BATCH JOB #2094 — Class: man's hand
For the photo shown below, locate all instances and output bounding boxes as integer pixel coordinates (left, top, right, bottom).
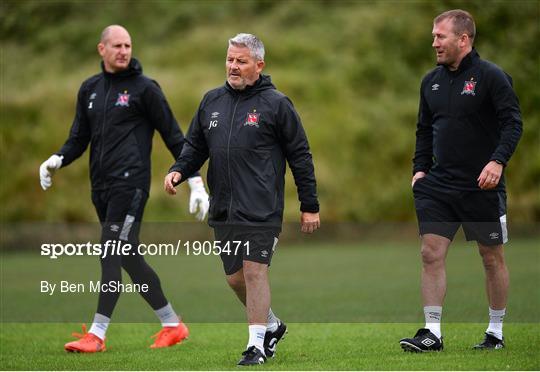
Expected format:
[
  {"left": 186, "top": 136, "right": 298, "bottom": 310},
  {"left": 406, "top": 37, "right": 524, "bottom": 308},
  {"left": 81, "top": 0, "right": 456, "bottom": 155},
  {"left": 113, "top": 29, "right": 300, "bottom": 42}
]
[
  {"left": 164, "top": 171, "right": 182, "bottom": 195},
  {"left": 301, "top": 212, "right": 320, "bottom": 234},
  {"left": 188, "top": 176, "right": 210, "bottom": 221},
  {"left": 477, "top": 160, "right": 503, "bottom": 190},
  {"left": 412, "top": 171, "right": 426, "bottom": 187},
  {"left": 39, "top": 154, "right": 63, "bottom": 190}
]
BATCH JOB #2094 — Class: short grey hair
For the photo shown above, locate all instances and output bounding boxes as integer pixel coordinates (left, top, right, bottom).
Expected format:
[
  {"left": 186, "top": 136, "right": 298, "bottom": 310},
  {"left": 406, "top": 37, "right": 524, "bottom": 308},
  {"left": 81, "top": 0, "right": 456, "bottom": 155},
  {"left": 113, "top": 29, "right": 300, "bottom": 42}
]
[{"left": 228, "top": 33, "right": 265, "bottom": 61}]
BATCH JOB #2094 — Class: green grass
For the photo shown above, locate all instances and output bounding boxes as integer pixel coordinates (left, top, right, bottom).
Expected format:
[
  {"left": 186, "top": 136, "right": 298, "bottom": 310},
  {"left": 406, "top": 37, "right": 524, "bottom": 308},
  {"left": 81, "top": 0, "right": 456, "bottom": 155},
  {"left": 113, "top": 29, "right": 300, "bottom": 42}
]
[
  {"left": 1, "top": 239, "right": 539, "bottom": 323},
  {"left": 1, "top": 239, "right": 539, "bottom": 369},
  {"left": 0, "top": 323, "right": 539, "bottom": 370}
]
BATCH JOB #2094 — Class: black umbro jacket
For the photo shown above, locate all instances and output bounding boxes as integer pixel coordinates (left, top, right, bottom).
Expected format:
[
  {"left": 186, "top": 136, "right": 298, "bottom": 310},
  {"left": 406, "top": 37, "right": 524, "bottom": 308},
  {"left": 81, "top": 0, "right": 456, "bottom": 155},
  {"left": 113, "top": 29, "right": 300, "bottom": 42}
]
[
  {"left": 413, "top": 49, "right": 522, "bottom": 191},
  {"left": 169, "top": 75, "right": 319, "bottom": 227},
  {"left": 57, "top": 58, "right": 195, "bottom": 191}
]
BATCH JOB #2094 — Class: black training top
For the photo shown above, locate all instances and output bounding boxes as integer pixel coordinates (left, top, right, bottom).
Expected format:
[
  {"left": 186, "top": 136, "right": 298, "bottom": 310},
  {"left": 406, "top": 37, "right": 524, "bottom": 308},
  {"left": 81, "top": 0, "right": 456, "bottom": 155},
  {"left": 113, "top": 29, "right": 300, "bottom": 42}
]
[
  {"left": 413, "top": 49, "right": 522, "bottom": 191},
  {"left": 170, "top": 75, "right": 319, "bottom": 227},
  {"left": 57, "top": 58, "right": 196, "bottom": 191}
]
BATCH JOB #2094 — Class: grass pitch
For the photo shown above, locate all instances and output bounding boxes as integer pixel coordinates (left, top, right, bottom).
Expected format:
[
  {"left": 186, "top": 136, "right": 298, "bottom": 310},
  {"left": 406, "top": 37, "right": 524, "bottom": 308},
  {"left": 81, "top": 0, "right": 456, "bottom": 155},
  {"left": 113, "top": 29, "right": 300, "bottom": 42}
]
[
  {"left": 1, "top": 239, "right": 539, "bottom": 369},
  {"left": 1, "top": 323, "right": 539, "bottom": 370}
]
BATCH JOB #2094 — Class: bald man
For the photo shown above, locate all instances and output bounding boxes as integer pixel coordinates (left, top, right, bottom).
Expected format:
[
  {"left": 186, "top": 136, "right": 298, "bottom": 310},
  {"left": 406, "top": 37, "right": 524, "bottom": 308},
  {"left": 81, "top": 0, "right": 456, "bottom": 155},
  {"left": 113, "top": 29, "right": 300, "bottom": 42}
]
[{"left": 39, "top": 25, "right": 209, "bottom": 352}]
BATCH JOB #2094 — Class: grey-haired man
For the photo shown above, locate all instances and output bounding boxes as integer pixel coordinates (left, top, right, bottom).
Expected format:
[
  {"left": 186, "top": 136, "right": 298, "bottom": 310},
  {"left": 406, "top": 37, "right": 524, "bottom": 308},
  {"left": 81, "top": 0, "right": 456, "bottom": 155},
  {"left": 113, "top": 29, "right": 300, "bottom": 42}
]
[{"left": 165, "top": 33, "right": 320, "bottom": 365}]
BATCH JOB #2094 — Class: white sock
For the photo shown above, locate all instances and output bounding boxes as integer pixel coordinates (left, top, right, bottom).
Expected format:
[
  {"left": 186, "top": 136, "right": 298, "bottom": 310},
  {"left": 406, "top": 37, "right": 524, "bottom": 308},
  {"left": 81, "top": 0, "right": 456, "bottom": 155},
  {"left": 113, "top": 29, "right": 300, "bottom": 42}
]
[
  {"left": 486, "top": 307, "right": 505, "bottom": 340},
  {"left": 88, "top": 313, "right": 110, "bottom": 341},
  {"left": 247, "top": 324, "right": 267, "bottom": 355},
  {"left": 154, "top": 303, "right": 180, "bottom": 327},
  {"left": 424, "top": 306, "right": 442, "bottom": 339},
  {"left": 267, "top": 308, "right": 279, "bottom": 333}
]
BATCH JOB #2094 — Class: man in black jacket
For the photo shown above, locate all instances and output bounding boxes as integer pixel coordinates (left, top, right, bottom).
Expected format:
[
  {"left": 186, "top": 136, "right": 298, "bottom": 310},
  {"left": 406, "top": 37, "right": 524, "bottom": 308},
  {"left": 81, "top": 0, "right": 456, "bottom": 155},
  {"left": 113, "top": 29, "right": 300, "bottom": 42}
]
[
  {"left": 39, "top": 25, "right": 209, "bottom": 352},
  {"left": 399, "top": 10, "right": 522, "bottom": 353},
  {"left": 164, "top": 33, "right": 320, "bottom": 365}
]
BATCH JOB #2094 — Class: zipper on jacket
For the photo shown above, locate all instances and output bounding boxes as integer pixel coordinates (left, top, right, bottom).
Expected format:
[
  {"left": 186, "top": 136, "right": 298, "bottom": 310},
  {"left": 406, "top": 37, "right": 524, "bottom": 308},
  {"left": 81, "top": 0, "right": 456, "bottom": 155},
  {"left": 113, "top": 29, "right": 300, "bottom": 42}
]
[
  {"left": 226, "top": 96, "right": 241, "bottom": 222},
  {"left": 99, "top": 81, "right": 112, "bottom": 188},
  {"left": 448, "top": 78, "right": 453, "bottom": 116}
]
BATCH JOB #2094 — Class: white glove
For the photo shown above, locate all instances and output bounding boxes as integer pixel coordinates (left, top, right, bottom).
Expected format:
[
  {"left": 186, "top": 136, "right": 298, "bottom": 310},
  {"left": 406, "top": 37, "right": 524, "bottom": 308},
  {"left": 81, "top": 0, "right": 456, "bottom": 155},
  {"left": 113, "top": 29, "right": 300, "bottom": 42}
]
[
  {"left": 188, "top": 176, "right": 209, "bottom": 221},
  {"left": 39, "top": 154, "right": 63, "bottom": 190}
]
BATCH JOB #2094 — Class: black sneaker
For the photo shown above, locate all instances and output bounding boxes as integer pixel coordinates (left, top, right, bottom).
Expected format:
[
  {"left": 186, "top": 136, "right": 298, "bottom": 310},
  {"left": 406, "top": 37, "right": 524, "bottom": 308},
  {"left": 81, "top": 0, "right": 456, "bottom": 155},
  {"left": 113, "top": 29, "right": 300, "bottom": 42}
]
[
  {"left": 473, "top": 333, "right": 505, "bottom": 350},
  {"left": 399, "top": 328, "right": 443, "bottom": 352},
  {"left": 237, "top": 346, "right": 266, "bottom": 366},
  {"left": 264, "top": 321, "right": 287, "bottom": 358}
]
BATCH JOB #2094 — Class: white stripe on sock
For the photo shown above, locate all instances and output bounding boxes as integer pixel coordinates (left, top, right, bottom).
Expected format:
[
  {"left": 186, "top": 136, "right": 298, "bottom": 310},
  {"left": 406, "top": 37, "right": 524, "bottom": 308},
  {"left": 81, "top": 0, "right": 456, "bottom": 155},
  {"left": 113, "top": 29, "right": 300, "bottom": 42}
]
[
  {"left": 247, "top": 324, "right": 267, "bottom": 355},
  {"left": 154, "top": 303, "right": 179, "bottom": 327},
  {"left": 486, "top": 307, "right": 505, "bottom": 340},
  {"left": 88, "top": 313, "right": 110, "bottom": 340},
  {"left": 424, "top": 306, "right": 442, "bottom": 339},
  {"left": 267, "top": 308, "right": 279, "bottom": 333}
]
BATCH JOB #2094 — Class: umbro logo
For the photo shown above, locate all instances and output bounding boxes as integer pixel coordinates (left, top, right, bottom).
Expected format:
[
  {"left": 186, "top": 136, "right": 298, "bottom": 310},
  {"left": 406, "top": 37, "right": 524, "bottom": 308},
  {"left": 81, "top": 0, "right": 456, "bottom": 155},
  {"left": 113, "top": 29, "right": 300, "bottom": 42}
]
[
  {"left": 110, "top": 224, "right": 120, "bottom": 232},
  {"left": 421, "top": 338, "right": 436, "bottom": 347},
  {"left": 261, "top": 250, "right": 268, "bottom": 258},
  {"left": 431, "top": 84, "right": 440, "bottom": 91},
  {"left": 489, "top": 232, "right": 500, "bottom": 239},
  {"left": 211, "top": 112, "right": 219, "bottom": 119}
]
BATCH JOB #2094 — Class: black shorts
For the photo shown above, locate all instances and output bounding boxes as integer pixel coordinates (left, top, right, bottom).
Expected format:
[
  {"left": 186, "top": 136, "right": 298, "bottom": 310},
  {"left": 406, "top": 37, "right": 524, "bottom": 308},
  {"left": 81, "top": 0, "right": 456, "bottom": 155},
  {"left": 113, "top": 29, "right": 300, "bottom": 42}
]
[
  {"left": 213, "top": 226, "right": 281, "bottom": 275},
  {"left": 91, "top": 186, "right": 148, "bottom": 245},
  {"left": 413, "top": 177, "right": 507, "bottom": 245}
]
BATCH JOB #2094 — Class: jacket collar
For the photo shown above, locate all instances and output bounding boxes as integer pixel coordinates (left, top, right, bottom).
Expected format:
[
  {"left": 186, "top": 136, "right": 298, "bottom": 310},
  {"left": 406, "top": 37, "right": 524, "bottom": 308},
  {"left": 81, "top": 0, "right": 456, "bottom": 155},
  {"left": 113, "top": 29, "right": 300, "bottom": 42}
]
[
  {"left": 225, "top": 74, "right": 275, "bottom": 96},
  {"left": 440, "top": 48, "right": 479, "bottom": 75},
  {"left": 101, "top": 58, "right": 142, "bottom": 79}
]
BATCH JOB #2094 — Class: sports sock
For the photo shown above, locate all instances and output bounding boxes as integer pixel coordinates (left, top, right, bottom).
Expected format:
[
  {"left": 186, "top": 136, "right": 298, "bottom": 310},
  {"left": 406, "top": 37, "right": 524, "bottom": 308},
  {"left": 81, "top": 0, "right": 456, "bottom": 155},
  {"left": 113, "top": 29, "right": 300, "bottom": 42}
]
[
  {"left": 486, "top": 307, "right": 505, "bottom": 340},
  {"left": 88, "top": 313, "right": 110, "bottom": 340},
  {"left": 424, "top": 305, "right": 442, "bottom": 339},
  {"left": 247, "top": 324, "right": 267, "bottom": 355},
  {"left": 267, "top": 308, "right": 279, "bottom": 332},
  {"left": 154, "top": 303, "right": 180, "bottom": 327}
]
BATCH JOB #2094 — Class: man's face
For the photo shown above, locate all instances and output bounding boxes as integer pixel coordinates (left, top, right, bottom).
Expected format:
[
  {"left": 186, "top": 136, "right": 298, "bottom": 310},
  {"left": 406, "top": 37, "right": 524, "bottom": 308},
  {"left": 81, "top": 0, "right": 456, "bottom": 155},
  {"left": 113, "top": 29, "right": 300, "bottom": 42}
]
[
  {"left": 226, "top": 45, "right": 264, "bottom": 90},
  {"left": 98, "top": 27, "right": 132, "bottom": 73},
  {"left": 432, "top": 19, "right": 462, "bottom": 68}
]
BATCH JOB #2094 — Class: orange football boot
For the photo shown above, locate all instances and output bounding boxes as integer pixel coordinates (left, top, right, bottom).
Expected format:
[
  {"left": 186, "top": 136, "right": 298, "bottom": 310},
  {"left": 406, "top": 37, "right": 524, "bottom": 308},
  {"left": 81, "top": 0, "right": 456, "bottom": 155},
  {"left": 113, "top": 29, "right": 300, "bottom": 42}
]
[
  {"left": 150, "top": 321, "right": 189, "bottom": 348},
  {"left": 64, "top": 324, "right": 106, "bottom": 353}
]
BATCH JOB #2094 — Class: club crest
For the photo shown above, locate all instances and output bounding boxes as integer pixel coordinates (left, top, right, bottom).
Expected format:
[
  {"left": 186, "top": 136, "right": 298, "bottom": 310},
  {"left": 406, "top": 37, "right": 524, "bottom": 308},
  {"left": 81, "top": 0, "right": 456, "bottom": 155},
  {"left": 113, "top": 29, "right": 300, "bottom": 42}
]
[
  {"left": 244, "top": 112, "right": 260, "bottom": 128},
  {"left": 461, "top": 79, "right": 476, "bottom": 96},
  {"left": 115, "top": 91, "right": 130, "bottom": 107}
]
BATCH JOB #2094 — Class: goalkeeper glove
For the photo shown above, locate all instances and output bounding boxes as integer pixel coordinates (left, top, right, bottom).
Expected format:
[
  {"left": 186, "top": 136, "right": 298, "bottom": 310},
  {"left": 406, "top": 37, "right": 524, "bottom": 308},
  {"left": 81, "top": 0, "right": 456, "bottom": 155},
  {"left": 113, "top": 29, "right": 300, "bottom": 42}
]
[
  {"left": 39, "top": 154, "right": 63, "bottom": 190},
  {"left": 188, "top": 176, "right": 209, "bottom": 221}
]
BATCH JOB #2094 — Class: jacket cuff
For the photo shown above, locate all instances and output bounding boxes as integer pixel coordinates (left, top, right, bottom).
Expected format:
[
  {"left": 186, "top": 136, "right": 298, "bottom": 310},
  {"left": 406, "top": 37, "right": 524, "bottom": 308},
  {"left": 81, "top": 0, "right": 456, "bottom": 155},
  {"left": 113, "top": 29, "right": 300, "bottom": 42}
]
[
  {"left": 55, "top": 153, "right": 67, "bottom": 168},
  {"left": 168, "top": 165, "right": 188, "bottom": 185},
  {"left": 489, "top": 156, "right": 507, "bottom": 167},
  {"left": 300, "top": 202, "right": 319, "bottom": 213},
  {"left": 412, "top": 166, "right": 430, "bottom": 176}
]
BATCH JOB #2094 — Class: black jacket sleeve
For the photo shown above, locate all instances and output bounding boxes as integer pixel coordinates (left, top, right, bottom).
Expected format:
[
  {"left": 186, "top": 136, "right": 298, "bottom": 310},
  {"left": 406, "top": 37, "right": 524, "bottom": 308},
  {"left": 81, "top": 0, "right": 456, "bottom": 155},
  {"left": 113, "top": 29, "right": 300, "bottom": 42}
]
[
  {"left": 168, "top": 98, "right": 209, "bottom": 183},
  {"left": 144, "top": 80, "right": 199, "bottom": 177},
  {"left": 488, "top": 69, "right": 523, "bottom": 165},
  {"left": 412, "top": 76, "right": 434, "bottom": 175},
  {"left": 277, "top": 97, "right": 319, "bottom": 213},
  {"left": 56, "top": 83, "right": 91, "bottom": 167}
]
